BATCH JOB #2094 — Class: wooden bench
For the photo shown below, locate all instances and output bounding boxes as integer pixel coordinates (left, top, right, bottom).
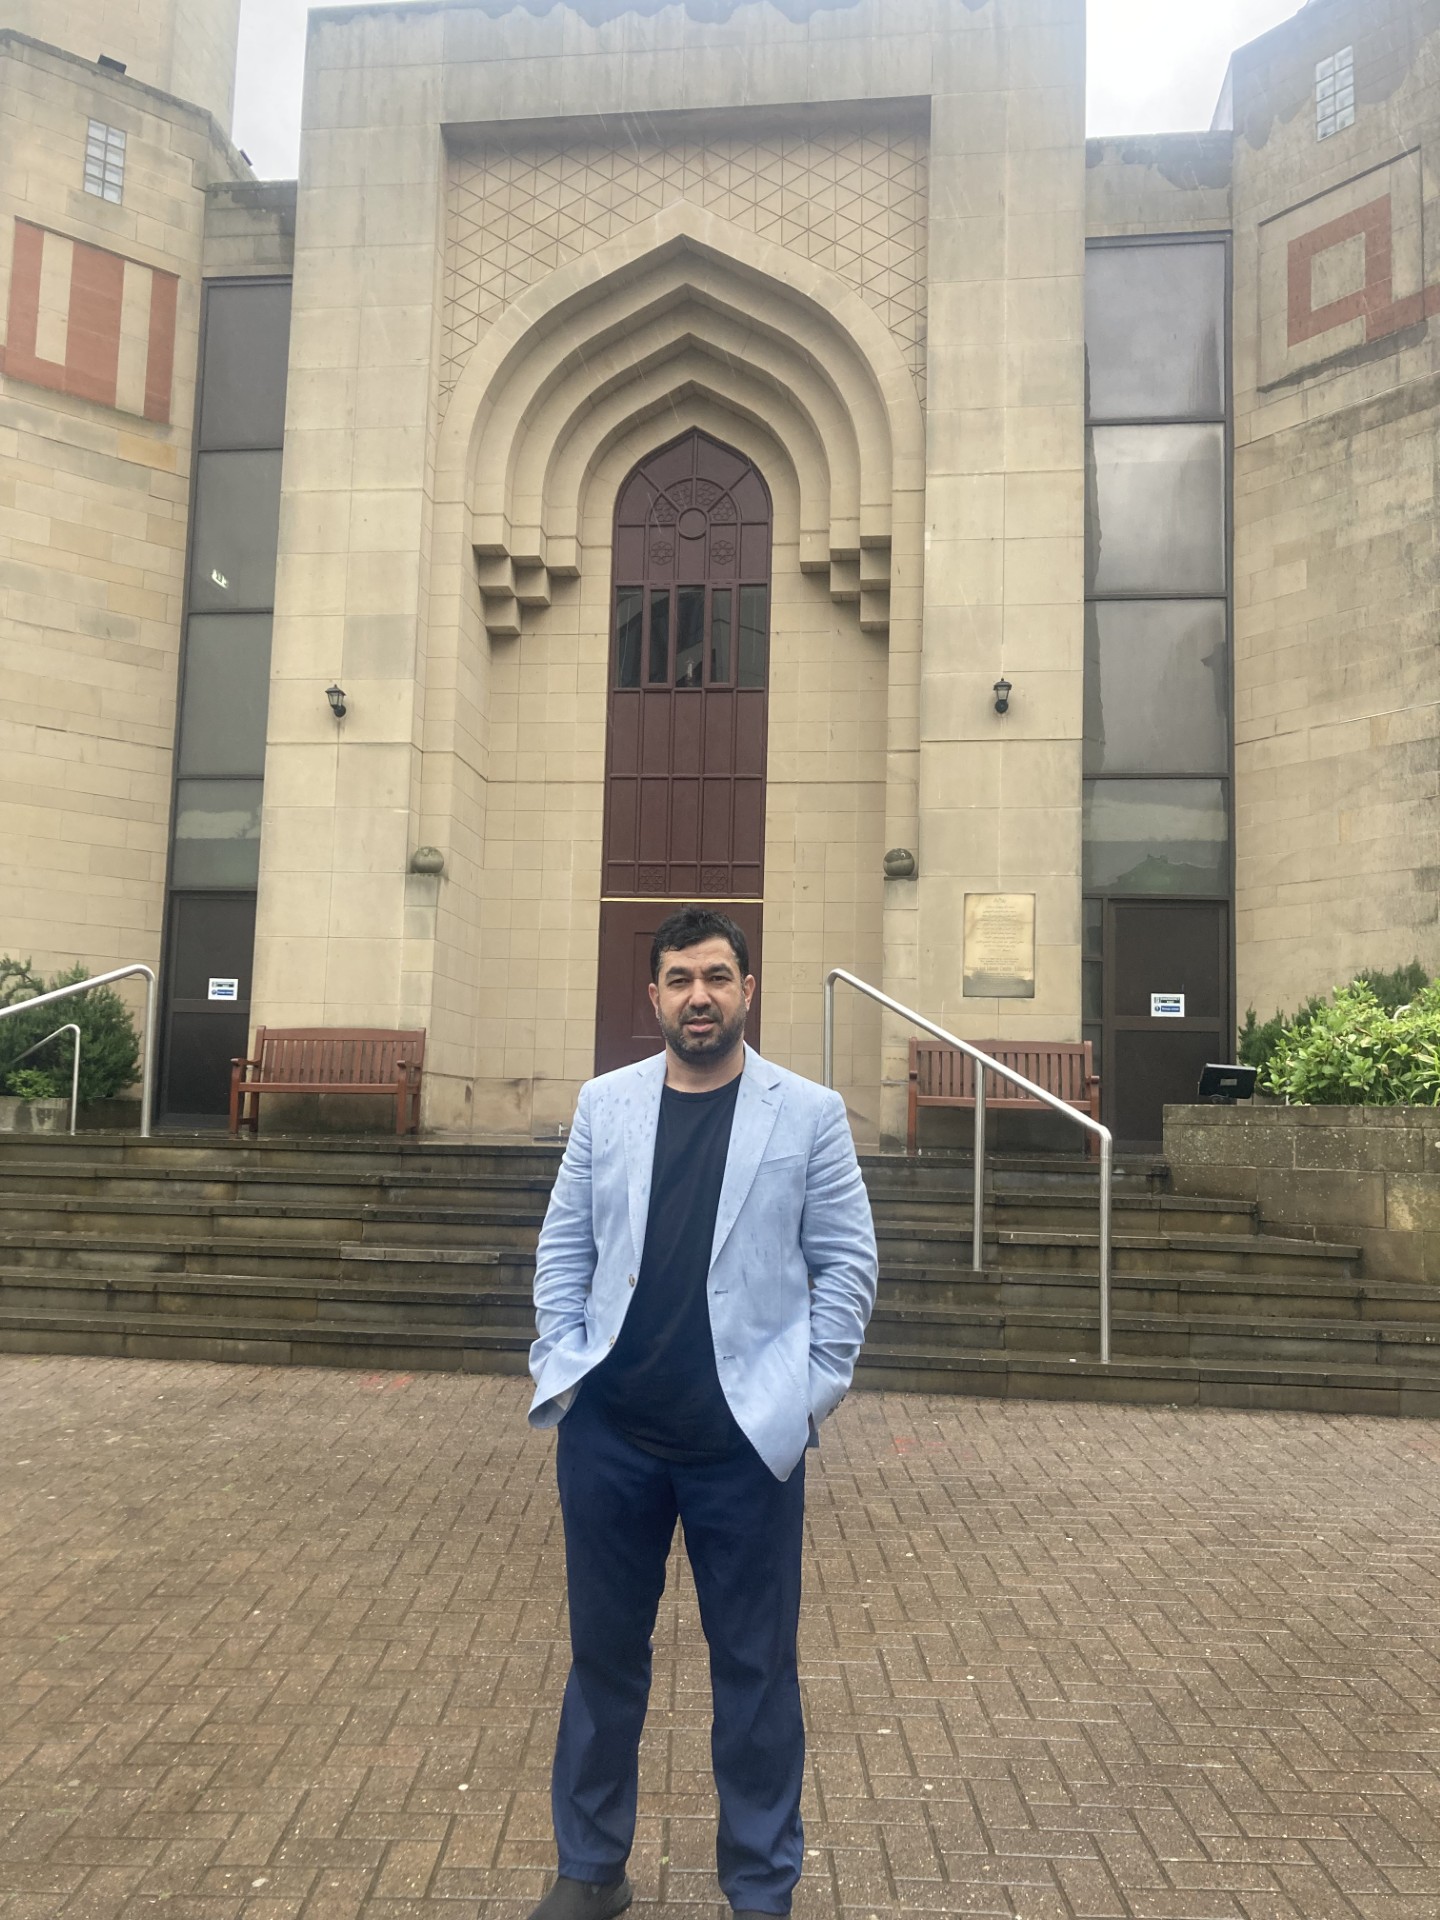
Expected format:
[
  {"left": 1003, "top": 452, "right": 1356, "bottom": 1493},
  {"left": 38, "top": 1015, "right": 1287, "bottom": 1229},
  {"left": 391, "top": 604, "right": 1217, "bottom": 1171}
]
[
  {"left": 907, "top": 1038, "right": 1101, "bottom": 1157},
  {"left": 229, "top": 1028, "right": 425, "bottom": 1136}
]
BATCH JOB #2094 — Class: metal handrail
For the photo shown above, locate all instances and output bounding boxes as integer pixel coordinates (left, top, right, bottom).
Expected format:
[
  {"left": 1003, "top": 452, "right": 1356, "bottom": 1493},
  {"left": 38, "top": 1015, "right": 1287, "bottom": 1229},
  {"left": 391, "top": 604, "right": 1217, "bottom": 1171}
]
[
  {"left": 823, "top": 967, "right": 1115, "bottom": 1364},
  {"left": 0, "top": 965, "right": 158, "bottom": 1137},
  {"left": 10, "top": 1025, "right": 81, "bottom": 1135}
]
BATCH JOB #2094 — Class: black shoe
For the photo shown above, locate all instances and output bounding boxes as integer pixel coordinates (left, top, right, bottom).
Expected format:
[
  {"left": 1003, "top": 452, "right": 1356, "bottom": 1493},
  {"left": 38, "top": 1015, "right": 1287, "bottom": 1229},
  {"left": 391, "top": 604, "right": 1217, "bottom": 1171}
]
[
  {"left": 732, "top": 1911, "right": 788, "bottom": 1919},
  {"left": 526, "top": 1874, "right": 633, "bottom": 1920}
]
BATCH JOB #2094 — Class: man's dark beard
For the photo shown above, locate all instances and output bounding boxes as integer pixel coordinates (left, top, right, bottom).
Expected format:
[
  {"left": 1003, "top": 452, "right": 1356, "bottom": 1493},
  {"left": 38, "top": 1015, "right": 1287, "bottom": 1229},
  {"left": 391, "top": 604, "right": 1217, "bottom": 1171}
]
[{"left": 658, "top": 998, "right": 748, "bottom": 1065}]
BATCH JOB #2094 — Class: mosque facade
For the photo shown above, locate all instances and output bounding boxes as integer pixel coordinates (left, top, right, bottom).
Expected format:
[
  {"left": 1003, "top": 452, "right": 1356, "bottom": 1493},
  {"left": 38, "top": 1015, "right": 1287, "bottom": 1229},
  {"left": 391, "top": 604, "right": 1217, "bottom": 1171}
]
[{"left": 1, "top": 0, "right": 1436, "bottom": 1146}]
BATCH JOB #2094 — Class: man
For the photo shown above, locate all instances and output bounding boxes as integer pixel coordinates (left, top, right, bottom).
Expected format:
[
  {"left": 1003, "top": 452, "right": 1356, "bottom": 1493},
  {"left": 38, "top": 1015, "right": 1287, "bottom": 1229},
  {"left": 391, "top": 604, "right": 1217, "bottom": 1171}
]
[{"left": 526, "top": 905, "right": 878, "bottom": 1920}]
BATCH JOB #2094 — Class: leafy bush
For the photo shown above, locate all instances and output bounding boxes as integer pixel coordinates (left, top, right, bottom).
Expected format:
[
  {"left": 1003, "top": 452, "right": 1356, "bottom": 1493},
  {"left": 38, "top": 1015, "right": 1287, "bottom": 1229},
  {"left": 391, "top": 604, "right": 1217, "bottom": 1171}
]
[
  {"left": 1240, "top": 959, "right": 1430, "bottom": 1081},
  {"left": 1354, "top": 959, "right": 1430, "bottom": 1011},
  {"left": 1262, "top": 981, "right": 1440, "bottom": 1106},
  {"left": 1238, "top": 998, "right": 1324, "bottom": 1076},
  {"left": 6, "top": 1066, "right": 66, "bottom": 1101},
  {"left": 0, "top": 958, "right": 141, "bottom": 1102}
]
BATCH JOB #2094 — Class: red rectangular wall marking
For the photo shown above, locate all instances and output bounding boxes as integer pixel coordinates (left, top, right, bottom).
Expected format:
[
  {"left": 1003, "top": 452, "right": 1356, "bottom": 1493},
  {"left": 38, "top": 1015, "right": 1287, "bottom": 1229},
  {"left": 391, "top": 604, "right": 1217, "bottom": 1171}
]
[{"left": 0, "top": 219, "right": 177, "bottom": 424}]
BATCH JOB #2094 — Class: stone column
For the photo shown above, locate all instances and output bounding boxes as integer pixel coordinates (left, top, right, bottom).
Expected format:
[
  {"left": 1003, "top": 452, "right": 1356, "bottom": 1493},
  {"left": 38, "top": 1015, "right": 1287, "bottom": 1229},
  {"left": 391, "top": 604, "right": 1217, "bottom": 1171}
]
[{"left": 916, "top": 0, "right": 1087, "bottom": 1050}]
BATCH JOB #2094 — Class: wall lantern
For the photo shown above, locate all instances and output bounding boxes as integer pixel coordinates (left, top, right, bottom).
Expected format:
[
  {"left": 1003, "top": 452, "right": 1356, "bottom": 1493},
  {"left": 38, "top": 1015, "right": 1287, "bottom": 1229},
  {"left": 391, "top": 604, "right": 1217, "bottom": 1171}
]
[
  {"left": 325, "top": 683, "right": 347, "bottom": 720},
  {"left": 992, "top": 677, "right": 1012, "bottom": 715}
]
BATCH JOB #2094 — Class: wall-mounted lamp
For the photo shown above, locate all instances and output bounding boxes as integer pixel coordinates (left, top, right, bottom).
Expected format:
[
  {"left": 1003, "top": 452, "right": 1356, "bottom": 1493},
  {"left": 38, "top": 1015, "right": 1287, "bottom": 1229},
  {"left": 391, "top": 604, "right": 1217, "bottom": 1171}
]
[
  {"left": 325, "top": 683, "right": 347, "bottom": 720},
  {"left": 993, "top": 677, "right": 1012, "bottom": 716}
]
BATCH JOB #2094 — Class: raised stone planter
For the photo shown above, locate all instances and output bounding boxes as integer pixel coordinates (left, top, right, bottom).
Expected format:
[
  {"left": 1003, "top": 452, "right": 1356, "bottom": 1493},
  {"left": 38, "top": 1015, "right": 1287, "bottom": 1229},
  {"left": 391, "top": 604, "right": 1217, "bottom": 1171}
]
[
  {"left": 0, "top": 1097, "right": 69, "bottom": 1134},
  {"left": 1164, "top": 1104, "right": 1440, "bottom": 1284}
]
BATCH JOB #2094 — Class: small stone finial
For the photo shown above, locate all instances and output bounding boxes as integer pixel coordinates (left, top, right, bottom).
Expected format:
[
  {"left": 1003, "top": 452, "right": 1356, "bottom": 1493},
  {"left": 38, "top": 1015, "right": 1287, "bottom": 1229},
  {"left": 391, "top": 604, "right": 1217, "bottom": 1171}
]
[
  {"left": 409, "top": 847, "right": 446, "bottom": 876},
  {"left": 883, "top": 848, "right": 917, "bottom": 880}
]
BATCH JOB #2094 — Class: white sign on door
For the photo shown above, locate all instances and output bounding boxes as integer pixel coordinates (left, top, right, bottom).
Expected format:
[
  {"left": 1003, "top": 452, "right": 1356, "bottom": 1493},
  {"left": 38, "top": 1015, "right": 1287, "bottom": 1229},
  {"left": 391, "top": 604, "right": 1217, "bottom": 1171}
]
[
  {"left": 1151, "top": 993, "right": 1185, "bottom": 1019},
  {"left": 207, "top": 978, "right": 239, "bottom": 1002}
]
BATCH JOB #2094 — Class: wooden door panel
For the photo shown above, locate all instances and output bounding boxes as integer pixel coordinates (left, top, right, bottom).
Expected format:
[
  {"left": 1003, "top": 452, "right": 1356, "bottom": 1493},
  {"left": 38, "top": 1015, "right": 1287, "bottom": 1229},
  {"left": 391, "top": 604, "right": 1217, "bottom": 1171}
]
[{"left": 598, "top": 430, "right": 773, "bottom": 1071}]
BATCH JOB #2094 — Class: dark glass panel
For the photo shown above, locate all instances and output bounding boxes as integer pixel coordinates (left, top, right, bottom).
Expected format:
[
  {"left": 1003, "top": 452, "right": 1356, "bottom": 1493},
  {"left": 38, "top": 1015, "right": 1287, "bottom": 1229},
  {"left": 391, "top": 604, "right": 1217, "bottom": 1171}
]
[
  {"left": 1086, "top": 242, "right": 1225, "bottom": 422},
  {"left": 198, "top": 281, "right": 292, "bottom": 450},
  {"left": 164, "top": 1010, "right": 250, "bottom": 1115},
  {"left": 1083, "top": 602, "right": 1228, "bottom": 776},
  {"left": 171, "top": 779, "right": 262, "bottom": 887},
  {"left": 1086, "top": 426, "right": 1225, "bottom": 596},
  {"left": 710, "top": 589, "right": 732, "bottom": 683},
  {"left": 1083, "top": 959, "right": 1103, "bottom": 1024},
  {"left": 675, "top": 587, "right": 704, "bottom": 688},
  {"left": 177, "top": 614, "right": 272, "bottom": 778},
  {"left": 189, "top": 450, "right": 283, "bottom": 612},
  {"left": 167, "top": 891, "right": 256, "bottom": 1001},
  {"left": 615, "top": 588, "right": 643, "bottom": 688},
  {"left": 1083, "top": 896, "right": 1103, "bottom": 960},
  {"left": 1083, "top": 779, "right": 1229, "bottom": 896},
  {"left": 647, "top": 589, "right": 670, "bottom": 684},
  {"left": 738, "top": 586, "right": 768, "bottom": 688}
]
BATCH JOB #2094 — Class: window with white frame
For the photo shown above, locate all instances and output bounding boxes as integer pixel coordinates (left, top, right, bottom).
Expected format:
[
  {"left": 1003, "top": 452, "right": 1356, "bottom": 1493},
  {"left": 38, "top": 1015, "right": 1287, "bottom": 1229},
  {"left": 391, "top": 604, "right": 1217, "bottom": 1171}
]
[
  {"left": 83, "top": 120, "right": 126, "bottom": 202},
  {"left": 1315, "top": 47, "right": 1355, "bottom": 140}
]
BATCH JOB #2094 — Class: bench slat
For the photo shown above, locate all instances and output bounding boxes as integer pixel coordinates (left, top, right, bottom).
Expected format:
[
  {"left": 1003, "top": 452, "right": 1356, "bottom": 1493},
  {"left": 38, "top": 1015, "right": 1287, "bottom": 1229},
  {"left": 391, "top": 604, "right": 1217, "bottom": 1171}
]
[
  {"left": 231, "top": 1028, "right": 426, "bottom": 1136},
  {"left": 908, "top": 1038, "right": 1100, "bottom": 1157}
]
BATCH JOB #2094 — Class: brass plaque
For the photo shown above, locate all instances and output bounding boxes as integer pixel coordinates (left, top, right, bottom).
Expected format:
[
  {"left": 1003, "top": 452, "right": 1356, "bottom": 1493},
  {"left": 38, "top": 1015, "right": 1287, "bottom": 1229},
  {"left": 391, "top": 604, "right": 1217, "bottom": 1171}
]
[{"left": 963, "top": 893, "right": 1036, "bottom": 999}]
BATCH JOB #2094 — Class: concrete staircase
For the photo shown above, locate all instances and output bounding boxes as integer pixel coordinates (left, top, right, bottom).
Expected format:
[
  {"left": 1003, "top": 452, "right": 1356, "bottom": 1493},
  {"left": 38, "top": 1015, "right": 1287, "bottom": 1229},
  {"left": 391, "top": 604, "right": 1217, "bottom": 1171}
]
[{"left": 0, "top": 1133, "right": 1436, "bottom": 1415}]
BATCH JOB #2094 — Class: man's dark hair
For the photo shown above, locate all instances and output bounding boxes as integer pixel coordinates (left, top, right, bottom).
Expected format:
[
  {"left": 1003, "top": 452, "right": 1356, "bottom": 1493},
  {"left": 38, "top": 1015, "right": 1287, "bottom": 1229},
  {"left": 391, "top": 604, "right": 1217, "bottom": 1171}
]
[{"left": 650, "top": 906, "right": 750, "bottom": 983}]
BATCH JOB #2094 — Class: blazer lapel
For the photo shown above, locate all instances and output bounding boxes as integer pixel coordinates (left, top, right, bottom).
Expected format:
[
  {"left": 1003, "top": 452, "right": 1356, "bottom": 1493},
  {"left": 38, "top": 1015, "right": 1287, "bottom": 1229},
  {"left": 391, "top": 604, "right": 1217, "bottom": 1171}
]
[
  {"left": 623, "top": 1052, "right": 667, "bottom": 1264},
  {"left": 710, "top": 1047, "right": 782, "bottom": 1269}
]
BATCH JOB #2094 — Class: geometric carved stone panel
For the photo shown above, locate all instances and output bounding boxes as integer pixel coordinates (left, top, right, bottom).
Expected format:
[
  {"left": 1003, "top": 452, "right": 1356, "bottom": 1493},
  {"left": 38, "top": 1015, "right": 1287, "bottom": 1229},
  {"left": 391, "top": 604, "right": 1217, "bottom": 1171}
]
[{"left": 444, "top": 123, "right": 928, "bottom": 408}]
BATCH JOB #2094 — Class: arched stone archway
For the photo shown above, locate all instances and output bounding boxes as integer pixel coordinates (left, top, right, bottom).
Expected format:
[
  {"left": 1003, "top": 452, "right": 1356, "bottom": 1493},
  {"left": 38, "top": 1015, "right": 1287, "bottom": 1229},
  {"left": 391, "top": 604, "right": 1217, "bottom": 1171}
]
[{"left": 415, "top": 207, "right": 924, "bottom": 1133}]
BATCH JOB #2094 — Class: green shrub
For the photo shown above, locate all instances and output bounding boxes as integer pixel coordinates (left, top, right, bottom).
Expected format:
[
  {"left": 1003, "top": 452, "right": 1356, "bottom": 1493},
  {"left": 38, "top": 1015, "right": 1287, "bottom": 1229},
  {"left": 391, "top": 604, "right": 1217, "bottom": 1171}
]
[
  {"left": 1354, "top": 959, "right": 1430, "bottom": 1012},
  {"left": 0, "top": 958, "right": 141, "bottom": 1102},
  {"left": 1262, "top": 981, "right": 1440, "bottom": 1106},
  {"left": 1240, "top": 959, "right": 1431, "bottom": 1082},
  {"left": 1238, "top": 999, "right": 1323, "bottom": 1076},
  {"left": 6, "top": 1066, "right": 66, "bottom": 1101}
]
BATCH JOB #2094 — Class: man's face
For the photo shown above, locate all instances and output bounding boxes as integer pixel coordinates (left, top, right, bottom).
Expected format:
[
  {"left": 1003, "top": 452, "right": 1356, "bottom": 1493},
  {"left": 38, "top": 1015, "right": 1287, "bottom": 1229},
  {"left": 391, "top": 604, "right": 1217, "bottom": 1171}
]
[{"left": 649, "top": 936, "right": 755, "bottom": 1067}]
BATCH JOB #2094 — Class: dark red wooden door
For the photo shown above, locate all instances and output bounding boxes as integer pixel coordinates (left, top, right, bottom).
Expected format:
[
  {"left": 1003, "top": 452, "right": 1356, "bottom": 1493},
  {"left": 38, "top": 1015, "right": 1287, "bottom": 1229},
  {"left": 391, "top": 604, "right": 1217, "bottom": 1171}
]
[{"left": 596, "top": 430, "right": 771, "bottom": 1073}]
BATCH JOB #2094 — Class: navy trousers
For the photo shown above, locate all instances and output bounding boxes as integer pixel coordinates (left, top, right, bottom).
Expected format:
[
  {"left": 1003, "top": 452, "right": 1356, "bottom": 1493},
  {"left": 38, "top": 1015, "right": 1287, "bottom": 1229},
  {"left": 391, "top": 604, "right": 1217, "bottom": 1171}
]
[{"left": 552, "top": 1387, "right": 807, "bottom": 1914}]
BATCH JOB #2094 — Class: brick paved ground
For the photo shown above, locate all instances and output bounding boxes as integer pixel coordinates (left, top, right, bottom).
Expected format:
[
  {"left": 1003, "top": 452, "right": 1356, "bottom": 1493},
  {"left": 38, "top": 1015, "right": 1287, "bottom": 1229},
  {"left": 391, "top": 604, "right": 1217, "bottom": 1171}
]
[{"left": 2, "top": 1360, "right": 1439, "bottom": 1920}]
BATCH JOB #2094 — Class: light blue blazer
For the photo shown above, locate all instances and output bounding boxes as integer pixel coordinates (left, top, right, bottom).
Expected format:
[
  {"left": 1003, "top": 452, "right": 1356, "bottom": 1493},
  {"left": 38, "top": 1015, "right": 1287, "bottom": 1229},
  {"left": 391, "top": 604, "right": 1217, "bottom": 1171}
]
[{"left": 528, "top": 1045, "right": 879, "bottom": 1481}]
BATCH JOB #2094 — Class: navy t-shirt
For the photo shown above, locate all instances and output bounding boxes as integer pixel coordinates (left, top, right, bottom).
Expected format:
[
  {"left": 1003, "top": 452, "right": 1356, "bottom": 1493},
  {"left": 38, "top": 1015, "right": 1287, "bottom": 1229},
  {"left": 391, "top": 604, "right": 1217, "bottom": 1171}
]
[{"left": 586, "top": 1074, "right": 745, "bottom": 1463}]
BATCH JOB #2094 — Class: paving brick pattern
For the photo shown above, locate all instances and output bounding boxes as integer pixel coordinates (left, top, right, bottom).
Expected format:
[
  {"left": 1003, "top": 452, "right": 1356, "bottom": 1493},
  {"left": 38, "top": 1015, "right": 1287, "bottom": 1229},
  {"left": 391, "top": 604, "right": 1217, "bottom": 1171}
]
[{"left": 2, "top": 1358, "right": 1439, "bottom": 1920}]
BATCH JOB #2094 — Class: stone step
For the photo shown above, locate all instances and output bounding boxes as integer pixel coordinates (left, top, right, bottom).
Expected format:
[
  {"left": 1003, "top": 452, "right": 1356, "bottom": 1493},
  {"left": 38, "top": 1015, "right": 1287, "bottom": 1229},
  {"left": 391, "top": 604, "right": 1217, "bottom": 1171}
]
[
  {"left": 0, "top": 1164, "right": 561, "bottom": 1207},
  {"left": 865, "top": 1301, "right": 1440, "bottom": 1368},
  {"left": 867, "top": 1190, "right": 1259, "bottom": 1235},
  {"left": 0, "top": 1233, "right": 531, "bottom": 1282},
  {"left": 0, "top": 1305, "right": 1434, "bottom": 1419},
  {"left": 0, "top": 1133, "right": 567, "bottom": 1178},
  {"left": 3, "top": 1265, "right": 1433, "bottom": 1371},
  {"left": 0, "top": 1193, "right": 548, "bottom": 1245},
  {"left": 0, "top": 1152, "right": 1221, "bottom": 1228},
  {"left": 0, "top": 1306, "right": 534, "bottom": 1374},
  {"left": 0, "top": 1268, "right": 538, "bottom": 1330},
  {"left": 998, "top": 1226, "right": 1361, "bottom": 1277},
  {"left": 876, "top": 1261, "right": 1440, "bottom": 1323},
  {"left": 852, "top": 1344, "right": 1440, "bottom": 1418}
]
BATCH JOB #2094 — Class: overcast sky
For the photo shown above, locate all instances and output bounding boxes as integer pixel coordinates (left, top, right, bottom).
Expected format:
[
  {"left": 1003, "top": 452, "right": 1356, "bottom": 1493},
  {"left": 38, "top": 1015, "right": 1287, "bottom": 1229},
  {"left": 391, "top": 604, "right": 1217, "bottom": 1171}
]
[{"left": 233, "top": 0, "right": 1305, "bottom": 178}]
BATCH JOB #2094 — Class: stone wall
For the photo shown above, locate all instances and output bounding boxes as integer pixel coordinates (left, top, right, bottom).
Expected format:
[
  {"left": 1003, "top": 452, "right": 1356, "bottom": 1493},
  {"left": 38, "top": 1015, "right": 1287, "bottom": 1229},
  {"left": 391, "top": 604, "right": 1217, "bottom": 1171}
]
[
  {"left": 0, "top": 35, "right": 246, "bottom": 1018},
  {"left": 1165, "top": 1102, "right": 1440, "bottom": 1283},
  {"left": 1229, "top": 0, "right": 1440, "bottom": 1025}
]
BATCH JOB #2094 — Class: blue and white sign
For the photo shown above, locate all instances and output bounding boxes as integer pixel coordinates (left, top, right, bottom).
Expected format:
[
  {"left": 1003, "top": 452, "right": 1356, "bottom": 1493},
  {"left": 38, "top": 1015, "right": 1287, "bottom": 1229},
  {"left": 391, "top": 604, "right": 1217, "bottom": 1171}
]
[
  {"left": 207, "top": 978, "right": 239, "bottom": 1002},
  {"left": 1151, "top": 993, "right": 1186, "bottom": 1019}
]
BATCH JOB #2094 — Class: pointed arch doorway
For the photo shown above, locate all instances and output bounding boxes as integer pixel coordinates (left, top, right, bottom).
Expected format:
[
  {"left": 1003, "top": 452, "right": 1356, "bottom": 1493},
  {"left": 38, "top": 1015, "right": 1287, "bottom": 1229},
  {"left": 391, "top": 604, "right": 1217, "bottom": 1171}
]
[{"left": 595, "top": 429, "right": 771, "bottom": 1073}]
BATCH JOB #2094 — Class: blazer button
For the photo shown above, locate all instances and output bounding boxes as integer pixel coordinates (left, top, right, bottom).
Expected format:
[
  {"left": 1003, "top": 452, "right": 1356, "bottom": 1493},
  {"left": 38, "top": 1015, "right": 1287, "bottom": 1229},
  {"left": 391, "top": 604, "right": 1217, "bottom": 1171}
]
[
  {"left": 628, "top": 1274, "right": 636, "bottom": 1287},
  {"left": 608, "top": 1335, "right": 616, "bottom": 1347}
]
